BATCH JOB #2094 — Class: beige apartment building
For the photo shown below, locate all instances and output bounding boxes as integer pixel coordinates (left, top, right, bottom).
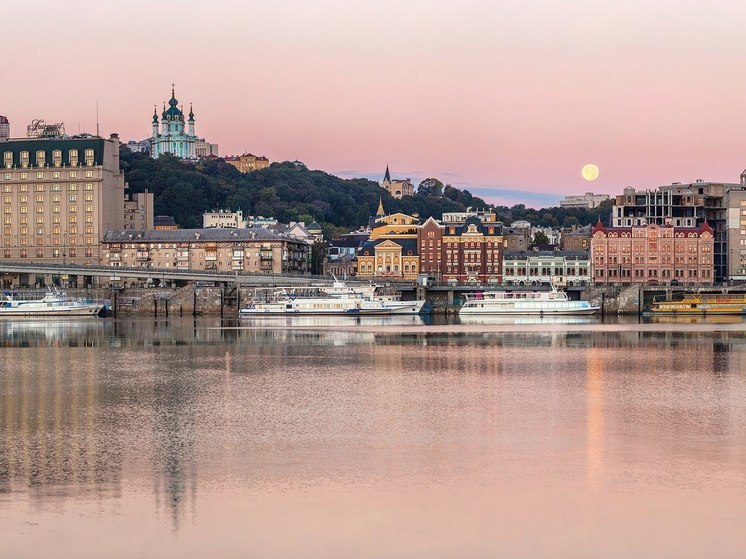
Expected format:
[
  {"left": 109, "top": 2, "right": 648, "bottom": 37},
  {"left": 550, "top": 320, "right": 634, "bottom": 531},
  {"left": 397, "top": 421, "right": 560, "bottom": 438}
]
[
  {"left": 1, "top": 135, "right": 125, "bottom": 270},
  {"left": 101, "top": 228, "right": 310, "bottom": 275},
  {"left": 726, "top": 186, "right": 746, "bottom": 282},
  {"left": 123, "top": 191, "right": 154, "bottom": 230}
]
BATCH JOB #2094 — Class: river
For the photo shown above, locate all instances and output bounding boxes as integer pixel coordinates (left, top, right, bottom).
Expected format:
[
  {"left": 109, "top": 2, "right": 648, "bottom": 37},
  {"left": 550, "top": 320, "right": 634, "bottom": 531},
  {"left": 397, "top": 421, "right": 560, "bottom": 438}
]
[{"left": 1, "top": 316, "right": 745, "bottom": 558}]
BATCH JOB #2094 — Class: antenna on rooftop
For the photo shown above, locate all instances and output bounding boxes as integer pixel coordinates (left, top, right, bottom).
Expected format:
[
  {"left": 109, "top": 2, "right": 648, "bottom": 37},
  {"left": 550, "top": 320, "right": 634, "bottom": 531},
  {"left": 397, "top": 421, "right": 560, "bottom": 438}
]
[{"left": 96, "top": 100, "right": 100, "bottom": 137}]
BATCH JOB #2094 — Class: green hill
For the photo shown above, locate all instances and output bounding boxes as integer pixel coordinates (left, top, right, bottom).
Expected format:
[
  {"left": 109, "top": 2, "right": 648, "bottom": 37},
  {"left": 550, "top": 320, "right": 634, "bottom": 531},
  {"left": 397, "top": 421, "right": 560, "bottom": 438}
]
[{"left": 119, "top": 148, "right": 610, "bottom": 233}]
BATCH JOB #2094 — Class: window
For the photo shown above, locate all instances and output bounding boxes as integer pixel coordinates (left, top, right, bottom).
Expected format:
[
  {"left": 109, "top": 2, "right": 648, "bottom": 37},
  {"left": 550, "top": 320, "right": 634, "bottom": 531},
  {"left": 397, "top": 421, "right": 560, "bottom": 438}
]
[
  {"left": 69, "top": 171, "right": 77, "bottom": 178},
  {"left": 69, "top": 183, "right": 78, "bottom": 191},
  {"left": 51, "top": 184, "right": 60, "bottom": 192},
  {"left": 84, "top": 193, "right": 93, "bottom": 202},
  {"left": 85, "top": 204, "right": 93, "bottom": 213},
  {"left": 36, "top": 195, "right": 44, "bottom": 203}
]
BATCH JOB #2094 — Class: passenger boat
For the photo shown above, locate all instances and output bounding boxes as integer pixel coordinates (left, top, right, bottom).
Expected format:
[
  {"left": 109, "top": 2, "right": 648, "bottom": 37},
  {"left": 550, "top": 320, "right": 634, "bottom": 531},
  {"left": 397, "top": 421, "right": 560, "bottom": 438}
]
[
  {"left": 0, "top": 289, "right": 104, "bottom": 318},
  {"left": 318, "top": 278, "right": 426, "bottom": 315},
  {"left": 645, "top": 293, "right": 746, "bottom": 316},
  {"left": 239, "top": 289, "right": 393, "bottom": 316},
  {"left": 459, "top": 286, "right": 599, "bottom": 316}
]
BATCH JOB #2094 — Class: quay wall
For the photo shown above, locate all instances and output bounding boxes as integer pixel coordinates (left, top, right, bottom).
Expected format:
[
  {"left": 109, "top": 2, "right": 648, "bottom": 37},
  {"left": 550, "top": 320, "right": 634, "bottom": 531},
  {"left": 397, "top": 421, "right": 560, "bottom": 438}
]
[{"left": 52, "top": 283, "right": 742, "bottom": 317}]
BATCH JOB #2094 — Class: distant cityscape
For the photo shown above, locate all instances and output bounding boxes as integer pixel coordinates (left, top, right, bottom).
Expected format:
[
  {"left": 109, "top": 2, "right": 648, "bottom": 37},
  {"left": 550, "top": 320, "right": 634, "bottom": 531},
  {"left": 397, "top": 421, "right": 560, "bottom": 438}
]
[{"left": 1, "top": 84, "right": 746, "bottom": 289}]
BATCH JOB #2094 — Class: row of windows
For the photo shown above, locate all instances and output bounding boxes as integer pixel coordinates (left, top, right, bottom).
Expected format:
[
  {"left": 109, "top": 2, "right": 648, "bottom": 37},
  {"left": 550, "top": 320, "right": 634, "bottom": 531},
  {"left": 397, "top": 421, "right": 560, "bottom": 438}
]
[
  {"left": 2, "top": 225, "right": 93, "bottom": 235},
  {"left": 0, "top": 237, "right": 95, "bottom": 246},
  {"left": 3, "top": 170, "right": 95, "bottom": 180},
  {"left": 3, "top": 149, "right": 95, "bottom": 169},
  {"left": 2, "top": 248, "right": 93, "bottom": 258},
  {"left": 3, "top": 205, "right": 94, "bottom": 214},
  {"left": 3, "top": 194, "right": 94, "bottom": 203},
  {"left": 2, "top": 182, "right": 95, "bottom": 192}
]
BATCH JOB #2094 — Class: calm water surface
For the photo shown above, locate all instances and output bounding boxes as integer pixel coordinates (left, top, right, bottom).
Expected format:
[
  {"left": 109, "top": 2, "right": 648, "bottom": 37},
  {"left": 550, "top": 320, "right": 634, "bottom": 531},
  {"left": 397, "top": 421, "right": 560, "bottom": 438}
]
[{"left": 1, "top": 316, "right": 745, "bottom": 558}]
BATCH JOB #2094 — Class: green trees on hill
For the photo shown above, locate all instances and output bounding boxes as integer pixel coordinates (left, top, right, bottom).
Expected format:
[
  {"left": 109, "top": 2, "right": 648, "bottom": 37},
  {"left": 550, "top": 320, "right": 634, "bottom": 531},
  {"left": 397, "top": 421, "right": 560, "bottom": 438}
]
[{"left": 119, "top": 148, "right": 611, "bottom": 232}]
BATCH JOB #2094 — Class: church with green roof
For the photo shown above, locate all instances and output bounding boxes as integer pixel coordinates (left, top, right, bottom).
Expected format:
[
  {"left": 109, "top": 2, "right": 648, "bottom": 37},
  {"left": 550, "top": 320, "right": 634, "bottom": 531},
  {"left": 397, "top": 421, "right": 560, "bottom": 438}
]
[{"left": 150, "top": 84, "right": 198, "bottom": 159}]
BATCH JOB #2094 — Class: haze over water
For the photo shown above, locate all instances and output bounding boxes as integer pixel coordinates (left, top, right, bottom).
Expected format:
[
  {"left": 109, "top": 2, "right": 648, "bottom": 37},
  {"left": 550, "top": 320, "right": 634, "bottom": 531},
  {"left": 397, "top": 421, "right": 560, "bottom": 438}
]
[{"left": 1, "top": 317, "right": 745, "bottom": 558}]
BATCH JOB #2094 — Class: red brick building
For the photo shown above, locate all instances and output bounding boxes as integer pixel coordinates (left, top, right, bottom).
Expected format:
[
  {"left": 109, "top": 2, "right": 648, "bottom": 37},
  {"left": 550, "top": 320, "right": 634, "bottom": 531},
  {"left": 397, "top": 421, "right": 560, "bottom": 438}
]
[
  {"left": 591, "top": 220, "right": 714, "bottom": 286},
  {"left": 416, "top": 216, "right": 503, "bottom": 284}
]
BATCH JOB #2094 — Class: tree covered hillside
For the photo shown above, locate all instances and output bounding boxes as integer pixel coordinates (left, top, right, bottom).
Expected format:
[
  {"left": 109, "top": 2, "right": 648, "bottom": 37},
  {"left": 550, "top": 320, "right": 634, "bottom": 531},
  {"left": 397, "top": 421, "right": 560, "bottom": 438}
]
[{"left": 120, "top": 148, "right": 611, "bottom": 233}]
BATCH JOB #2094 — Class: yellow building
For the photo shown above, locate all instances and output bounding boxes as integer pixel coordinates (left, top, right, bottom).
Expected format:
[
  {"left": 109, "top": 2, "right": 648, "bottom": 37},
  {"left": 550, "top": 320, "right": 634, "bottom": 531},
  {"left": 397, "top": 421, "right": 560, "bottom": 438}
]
[
  {"left": 356, "top": 205, "right": 420, "bottom": 279},
  {"left": 225, "top": 153, "right": 270, "bottom": 173}
]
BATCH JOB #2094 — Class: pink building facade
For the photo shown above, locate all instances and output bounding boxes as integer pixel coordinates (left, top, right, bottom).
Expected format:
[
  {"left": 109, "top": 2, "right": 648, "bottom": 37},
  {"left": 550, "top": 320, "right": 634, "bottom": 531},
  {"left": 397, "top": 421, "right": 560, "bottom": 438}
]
[{"left": 591, "top": 221, "right": 714, "bottom": 286}]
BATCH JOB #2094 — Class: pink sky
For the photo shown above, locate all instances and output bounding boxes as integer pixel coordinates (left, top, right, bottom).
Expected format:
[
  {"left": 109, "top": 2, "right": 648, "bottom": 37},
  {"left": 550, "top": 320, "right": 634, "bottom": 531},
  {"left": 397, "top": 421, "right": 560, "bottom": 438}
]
[{"left": 3, "top": 0, "right": 746, "bottom": 206}]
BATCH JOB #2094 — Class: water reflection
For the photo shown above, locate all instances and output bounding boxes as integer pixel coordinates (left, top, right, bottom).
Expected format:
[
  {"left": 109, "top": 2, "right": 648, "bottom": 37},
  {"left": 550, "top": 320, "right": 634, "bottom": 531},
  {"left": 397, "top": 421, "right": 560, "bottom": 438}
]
[{"left": 1, "top": 318, "right": 746, "bottom": 557}]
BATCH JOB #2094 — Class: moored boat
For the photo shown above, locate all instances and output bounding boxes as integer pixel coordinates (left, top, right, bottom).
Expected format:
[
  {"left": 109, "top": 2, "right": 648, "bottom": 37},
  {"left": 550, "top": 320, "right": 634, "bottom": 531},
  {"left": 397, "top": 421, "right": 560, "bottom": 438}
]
[
  {"left": 239, "top": 289, "right": 393, "bottom": 316},
  {"left": 0, "top": 289, "right": 104, "bottom": 318},
  {"left": 318, "top": 278, "right": 426, "bottom": 315},
  {"left": 459, "top": 286, "right": 599, "bottom": 316},
  {"left": 645, "top": 293, "right": 746, "bottom": 316}
]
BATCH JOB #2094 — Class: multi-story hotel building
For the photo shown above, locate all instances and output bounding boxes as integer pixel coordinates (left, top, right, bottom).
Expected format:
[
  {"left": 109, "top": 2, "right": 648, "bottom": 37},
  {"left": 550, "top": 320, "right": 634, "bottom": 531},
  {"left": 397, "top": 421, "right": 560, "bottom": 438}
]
[
  {"left": 102, "top": 228, "right": 310, "bottom": 275},
  {"left": 591, "top": 220, "right": 714, "bottom": 286},
  {"left": 503, "top": 251, "right": 591, "bottom": 287},
  {"left": 1, "top": 135, "right": 126, "bottom": 273}
]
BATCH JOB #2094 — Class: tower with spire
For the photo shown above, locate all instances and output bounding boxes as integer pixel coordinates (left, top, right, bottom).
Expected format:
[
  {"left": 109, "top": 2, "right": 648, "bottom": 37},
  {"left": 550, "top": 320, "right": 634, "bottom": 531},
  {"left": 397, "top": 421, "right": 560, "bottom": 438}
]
[
  {"left": 380, "top": 164, "right": 413, "bottom": 199},
  {"left": 150, "top": 84, "right": 198, "bottom": 159}
]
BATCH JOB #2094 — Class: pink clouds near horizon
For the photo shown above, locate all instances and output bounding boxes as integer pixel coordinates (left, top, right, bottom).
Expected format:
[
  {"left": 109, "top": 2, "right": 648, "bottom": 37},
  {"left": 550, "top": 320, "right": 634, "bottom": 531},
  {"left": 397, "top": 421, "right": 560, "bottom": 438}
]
[{"left": 2, "top": 0, "right": 746, "bottom": 206}]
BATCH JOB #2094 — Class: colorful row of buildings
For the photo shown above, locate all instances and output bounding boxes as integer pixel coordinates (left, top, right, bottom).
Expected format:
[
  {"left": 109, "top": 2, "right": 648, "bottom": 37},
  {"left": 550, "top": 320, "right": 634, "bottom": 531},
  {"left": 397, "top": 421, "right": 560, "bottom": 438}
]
[{"left": 325, "top": 201, "right": 717, "bottom": 287}]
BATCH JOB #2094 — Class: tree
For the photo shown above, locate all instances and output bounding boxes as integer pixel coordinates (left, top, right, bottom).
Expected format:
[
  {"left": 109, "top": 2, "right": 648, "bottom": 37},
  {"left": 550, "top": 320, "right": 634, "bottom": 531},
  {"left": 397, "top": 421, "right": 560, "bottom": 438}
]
[
  {"left": 532, "top": 231, "right": 550, "bottom": 246},
  {"left": 417, "top": 178, "right": 444, "bottom": 197}
]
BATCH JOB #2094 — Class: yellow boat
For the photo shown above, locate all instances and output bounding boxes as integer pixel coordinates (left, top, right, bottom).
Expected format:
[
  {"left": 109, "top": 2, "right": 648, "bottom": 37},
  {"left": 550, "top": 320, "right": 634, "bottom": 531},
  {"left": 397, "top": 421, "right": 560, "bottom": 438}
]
[{"left": 645, "top": 293, "right": 746, "bottom": 315}]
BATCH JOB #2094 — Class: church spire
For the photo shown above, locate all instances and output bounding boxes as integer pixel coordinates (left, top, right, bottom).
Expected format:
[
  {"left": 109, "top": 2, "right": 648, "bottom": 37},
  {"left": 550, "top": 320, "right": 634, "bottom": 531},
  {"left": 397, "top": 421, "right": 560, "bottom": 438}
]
[
  {"left": 376, "top": 195, "right": 385, "bottom": 217},
  {"left": 384, "top": 164, "right": 391, "bottom": 182}
]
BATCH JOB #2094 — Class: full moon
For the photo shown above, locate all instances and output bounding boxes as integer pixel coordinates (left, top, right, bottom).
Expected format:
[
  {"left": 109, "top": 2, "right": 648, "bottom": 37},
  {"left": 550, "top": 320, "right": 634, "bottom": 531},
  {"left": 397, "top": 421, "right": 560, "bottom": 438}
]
[{"left": 581, "top": 163, "right": 599, "bottom": 181}]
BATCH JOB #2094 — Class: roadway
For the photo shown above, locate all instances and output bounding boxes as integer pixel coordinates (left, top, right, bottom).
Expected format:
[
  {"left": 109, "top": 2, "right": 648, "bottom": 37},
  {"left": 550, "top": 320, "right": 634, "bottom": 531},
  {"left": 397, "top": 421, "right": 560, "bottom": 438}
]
[{"left": 0, "top": 262, "right": 349, "bottom": 287}]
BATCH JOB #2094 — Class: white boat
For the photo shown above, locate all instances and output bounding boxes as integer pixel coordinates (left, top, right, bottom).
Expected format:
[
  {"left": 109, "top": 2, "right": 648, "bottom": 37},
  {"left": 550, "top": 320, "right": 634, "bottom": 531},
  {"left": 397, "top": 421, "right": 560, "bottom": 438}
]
[
  {"left": 0, "top": 289, "right": 104, "bottom": 318},
  {"left": 320, "top": 278, "right": 426, "bottom": 315},
  {"left": 459, "top": 287, "right": 599, "bottom": 316},
  {"left": 239, "top": 289, "right": 393, "bottom": 316}
]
